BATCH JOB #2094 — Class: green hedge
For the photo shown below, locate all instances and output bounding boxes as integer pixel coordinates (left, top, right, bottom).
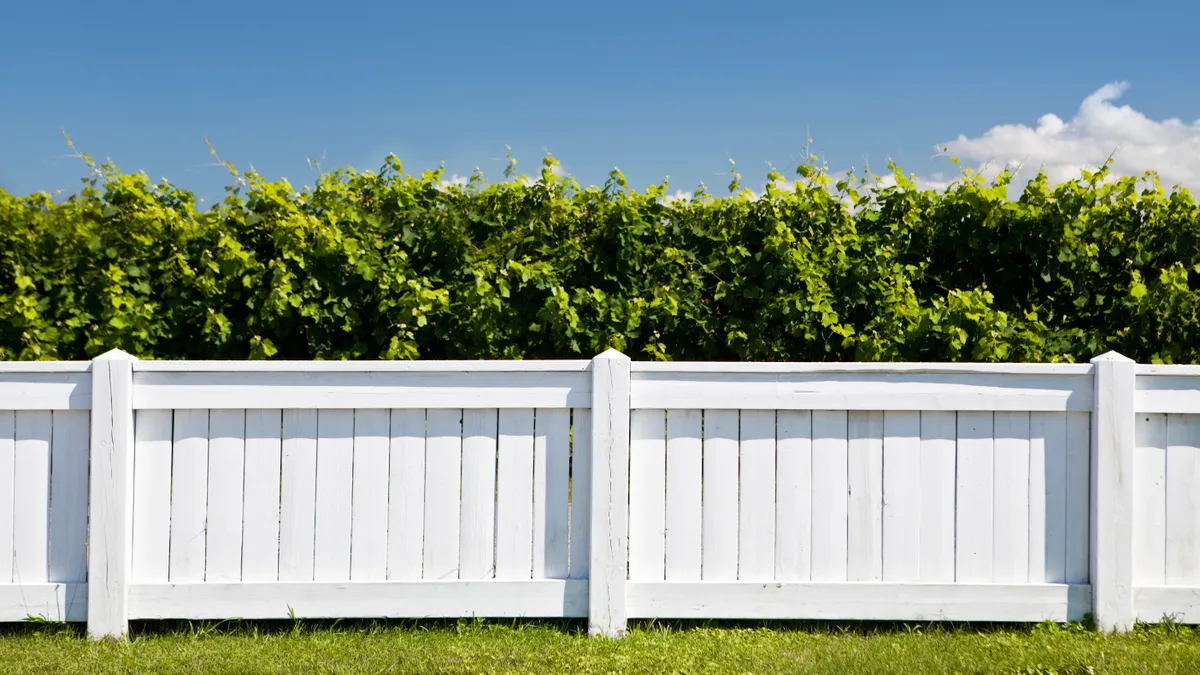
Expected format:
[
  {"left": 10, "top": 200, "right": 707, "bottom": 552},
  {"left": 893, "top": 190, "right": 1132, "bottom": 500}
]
[{"left": 1, "top": 150, "right": 1197, "bottom": 363}]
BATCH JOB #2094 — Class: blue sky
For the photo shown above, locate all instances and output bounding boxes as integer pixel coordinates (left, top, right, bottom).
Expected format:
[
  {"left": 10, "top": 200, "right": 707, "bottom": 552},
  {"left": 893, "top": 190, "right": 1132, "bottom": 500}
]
[{"left": 3, "top": 0, "right": 1199, "bottom": 202}]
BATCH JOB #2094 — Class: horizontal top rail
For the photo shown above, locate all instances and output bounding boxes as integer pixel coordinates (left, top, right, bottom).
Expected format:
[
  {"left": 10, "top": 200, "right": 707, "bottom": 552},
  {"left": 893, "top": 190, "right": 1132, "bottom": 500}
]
[
  {"left": 630, "top": 369, "right": 1095, "bottom": 411},
  {"left": 0, "top": 362, "right": 92, "bottom": 373},
  {"left": 632, "top": 362, "right": 1095, "bottom": 375},
  {"left": 132, "top": 369, "right": 593, "bottom": 410},
  {"left": 133, "top": 360, "right": 593, "bottom": 372},
  {"left": 1134, "top": 367, "right": 1200, "bottom": 413}
]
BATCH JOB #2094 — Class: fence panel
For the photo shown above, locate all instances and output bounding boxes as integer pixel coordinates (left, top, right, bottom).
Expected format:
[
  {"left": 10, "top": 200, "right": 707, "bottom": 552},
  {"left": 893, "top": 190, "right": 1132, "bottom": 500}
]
[
  {"left": 121, "top": 360, "right": 594, "bottom": 624},
  {"left": 1133, "top": 365, "right": 1200, "bottom": 622},
  {"left": 0, "top": 365, "right": 91, "bottom": 622},
  {"left": 624, "top": 363, "right": 1095, "bottom": 622}
]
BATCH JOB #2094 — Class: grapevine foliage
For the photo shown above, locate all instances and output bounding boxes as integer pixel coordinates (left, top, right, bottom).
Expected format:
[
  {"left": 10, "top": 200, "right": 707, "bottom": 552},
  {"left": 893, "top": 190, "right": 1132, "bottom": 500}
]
[{"left": 0, "top": 147, "right": 1197, "bottom": 363}]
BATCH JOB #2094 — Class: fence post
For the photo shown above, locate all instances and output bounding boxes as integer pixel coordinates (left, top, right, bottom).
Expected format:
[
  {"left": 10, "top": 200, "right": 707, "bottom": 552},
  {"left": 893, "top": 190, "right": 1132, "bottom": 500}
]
[
  {"left": 1089, "top": 351, "right": 1135, "bottom": 632},
  {"left": 588, "top": 348, "right": 631, "bottom": 637},
  {"left": 87, "top": 349, "right": 138, "bottom": 639}
]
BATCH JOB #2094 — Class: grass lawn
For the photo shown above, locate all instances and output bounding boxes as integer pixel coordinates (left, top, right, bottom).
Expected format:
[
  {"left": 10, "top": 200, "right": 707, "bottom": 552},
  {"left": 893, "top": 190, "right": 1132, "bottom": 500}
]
[{"left": 2, "top": 618, "right": 1197, "bottom": 674}]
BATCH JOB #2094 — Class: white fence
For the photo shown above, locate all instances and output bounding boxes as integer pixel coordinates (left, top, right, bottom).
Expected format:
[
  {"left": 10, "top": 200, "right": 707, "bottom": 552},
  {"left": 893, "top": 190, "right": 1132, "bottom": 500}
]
[{"left": 0, "top": 349, "right": 1197, "bottom": 638}]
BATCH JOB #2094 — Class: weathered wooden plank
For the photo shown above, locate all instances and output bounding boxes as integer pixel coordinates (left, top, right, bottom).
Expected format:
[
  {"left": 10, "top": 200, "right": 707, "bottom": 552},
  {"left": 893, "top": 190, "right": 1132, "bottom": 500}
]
[
  {"left": 350, "top": 409, "right": 390, "bottom": 581},
  {"left": 701, "top": 410, "right": 739, "bottom": 581},
  {"left": 775, "top": 410, "right": 811, "bottom": 582},
  {"left": 666, "top": 409, "right": 703, "bottom": 581},
  {"left": 242, "top": 409, "right": 283, "bottom": 582},
  {"left": 629, "top": 409, "right": 667, "bottom": 581},
  {"left": 811, "top": 410, "right": 848, "bottom": 582},
  {"left": 882, "top": 411, "right": 920, "bottom": 582},
  {"left": 205, "top": 410, "right": 246, "bottom": 582}
]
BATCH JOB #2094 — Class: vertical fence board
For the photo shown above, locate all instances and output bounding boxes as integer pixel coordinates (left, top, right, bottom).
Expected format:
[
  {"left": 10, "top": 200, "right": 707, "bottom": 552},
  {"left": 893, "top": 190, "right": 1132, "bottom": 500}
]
[
  {"left": 496, "top": 409, "right": 534, "bottom": 580},
  {"left": 1132, "top": 413, "right": 1167, "bottom": 586},
  {"left": 702, "top": 410, "right": 739, "bottom": 581},
  {"left": 0, "top": 412, "right": 12, "bottom": 583},
  {"left": 629, "top": 409, "right": 667, "bottom": 581},
  {"left": 460, "top": 409, "right": 498, "bottom": 580},
  {"left": 350, "top": 409, "right": 390, "bottom": 581},
  {"left": 666, "top": 409, "right": 703, "bottom": 581},
  {"left": 738, "top": 410, "right": 776, "bottom": 581},
  {"left": 956, "top": 411, "right": 994, "bottom": 583},
  {"left": 1030, "top": 412, "right": 1068, "bottom": 583},
  {"left": 537, "top": 408, "right": 570, "bottom": 579},
  {"left": 131, "top": 410, "right": 173, "bottom": 582},
  {"left": 812, "top": 410, "right": 849, "bottom": 582},
  {"left": 424, "top": 409, "right": 463, "bottom": 580},
  {"left": 49, "top": 411, "right": 89, "bottom": 585},
  {"left": 775, "top": 410, "right": 812, "bottom": 582},
  {"left": 314, "top": 409, "right": 354, "bottom": 581},
  {"left": 1065, "top": 411, "right": 1091, "bottom": 584},
  {"left": 882, "top": 411, "right": 921, "bottom": 582},
  {"left": 386, "top": 409, "right": 426, "bottom": 580},
  {"left": 169, "top": 409, "right": 209, "bottom": 582},
  {"left": 205, "top": 410, "right": 246, "bottom": 582},
  {"left": 919, "top": 411, "right": 956, "bottom": 582},
  {"left": 13, "top": 411, "right": 51, "bottom": 584},
  {"left": 278, "top": 409, "right": 318, "bottom": 581},
  {"left": 1166, "top": 414, "right": 1200, "bottom": 585},
  {"left": 242, "top": 409, "right": 283, "bottom": 582},
  {"left": 569, "top": 409, "right": 592, "bottom": 579},
  {"left": 993, "top": 411, "right": 1031, "bottom": 583},
  {"left": 847, "top": 411, "right": 883, "bottom": 582}
]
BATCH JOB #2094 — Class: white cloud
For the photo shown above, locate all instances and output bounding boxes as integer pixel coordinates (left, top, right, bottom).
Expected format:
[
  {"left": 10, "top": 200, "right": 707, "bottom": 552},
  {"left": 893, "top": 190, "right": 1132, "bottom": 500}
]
[
  {"left": 435, "top": 173, "right": 470, "bottom": 191},
  {"left": 663, "top": 189, "right": 693, "bottom": 203},
  {"left": 933, "top": 82, "right": 1200, "bottom": 192}
]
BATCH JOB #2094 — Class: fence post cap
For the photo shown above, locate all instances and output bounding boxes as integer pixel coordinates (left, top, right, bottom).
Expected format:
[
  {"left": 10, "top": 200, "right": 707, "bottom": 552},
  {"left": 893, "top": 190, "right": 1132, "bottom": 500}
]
[
  {"left": 1090, "top": 351, "right": 1133, "bottom": 364},
  {"left": 93, "top": 348, "right": 138, "bottom": 361},
  {"left": 593, "top": 348, "right": 630, "bottom": 361}
]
